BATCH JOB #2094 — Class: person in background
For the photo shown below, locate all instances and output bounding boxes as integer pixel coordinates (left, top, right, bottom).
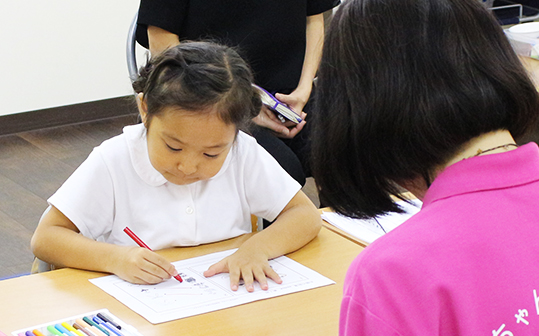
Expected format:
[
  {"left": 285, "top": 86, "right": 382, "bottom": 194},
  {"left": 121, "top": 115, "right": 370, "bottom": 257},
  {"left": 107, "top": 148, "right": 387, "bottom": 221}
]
[
  {"left": 311, "top": 0, "right": 539, "bottom": 334},
  {"left": 135, "top": 0, "right": 341, "bottom": 189},
  {"left": 31, "top": 42, "right": 321, "bottom": 292}
]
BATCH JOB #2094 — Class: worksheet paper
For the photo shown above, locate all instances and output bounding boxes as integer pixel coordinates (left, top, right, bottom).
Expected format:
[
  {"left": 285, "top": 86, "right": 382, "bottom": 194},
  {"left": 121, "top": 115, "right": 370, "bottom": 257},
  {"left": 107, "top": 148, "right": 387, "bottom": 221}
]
[
  {"left": 90, "top": 249, "right": 335, "bottom": 324},
  {"left": 321, "top": 199, "right": 422, "bottom": 244}
]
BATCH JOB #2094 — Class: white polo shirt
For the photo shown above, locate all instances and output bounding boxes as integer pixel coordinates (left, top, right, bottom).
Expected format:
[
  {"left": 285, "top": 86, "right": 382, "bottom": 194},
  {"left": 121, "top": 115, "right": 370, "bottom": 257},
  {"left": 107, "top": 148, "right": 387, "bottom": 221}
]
[{"left": 48, "top": 124, "right": 301, "bottom": 249}]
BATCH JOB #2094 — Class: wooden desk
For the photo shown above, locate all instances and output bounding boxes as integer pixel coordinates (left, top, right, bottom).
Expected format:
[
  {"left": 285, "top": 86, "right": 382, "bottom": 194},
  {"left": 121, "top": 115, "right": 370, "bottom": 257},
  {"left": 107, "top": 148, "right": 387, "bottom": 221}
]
[{"left": 0, "top": 227, "right": 363, "bottom": 335}]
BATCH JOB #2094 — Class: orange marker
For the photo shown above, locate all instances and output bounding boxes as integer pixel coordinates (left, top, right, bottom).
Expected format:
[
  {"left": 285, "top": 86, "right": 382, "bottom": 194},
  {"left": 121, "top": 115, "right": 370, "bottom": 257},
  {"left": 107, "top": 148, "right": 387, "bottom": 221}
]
[
  {"left": 74, "top": 319, "right": 99, "bottom": 336},
  {"left": 88, "top": 326, "right": 107, "bottom": 336}
]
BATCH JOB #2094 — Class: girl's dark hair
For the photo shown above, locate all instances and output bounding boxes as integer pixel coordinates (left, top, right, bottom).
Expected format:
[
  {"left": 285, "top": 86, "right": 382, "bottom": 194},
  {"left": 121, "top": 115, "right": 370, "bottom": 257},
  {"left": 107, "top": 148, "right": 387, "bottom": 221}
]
[
  {"left": 312, "top": 0, "right": 539, "bottom": 218},
  {"left": 132, "top": 41, "right": 261, "bottom": 129}
]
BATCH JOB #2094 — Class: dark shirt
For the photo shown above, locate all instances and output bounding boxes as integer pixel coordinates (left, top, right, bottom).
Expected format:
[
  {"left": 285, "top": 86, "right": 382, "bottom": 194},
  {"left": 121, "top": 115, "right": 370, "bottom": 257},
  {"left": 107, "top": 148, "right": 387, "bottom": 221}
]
[{"left": 136, "top": 0, "right": 340, "bottom": 92}]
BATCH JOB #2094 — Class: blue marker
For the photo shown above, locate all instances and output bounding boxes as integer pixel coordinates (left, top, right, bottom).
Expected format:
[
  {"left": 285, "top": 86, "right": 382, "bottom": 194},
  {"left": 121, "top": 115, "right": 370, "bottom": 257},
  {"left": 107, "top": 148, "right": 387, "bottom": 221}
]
[
  {"left": 83, "top": 317, "right": 109, "bottom": 336},
  {"left": 93, "top": 316, "right": 124, "bottom": 336},
  {"left": 97, "top": 313, "right": 121, "bottom": 330},
  {"left": 54, "top": 324, "right": 76, "bottom": 336}
]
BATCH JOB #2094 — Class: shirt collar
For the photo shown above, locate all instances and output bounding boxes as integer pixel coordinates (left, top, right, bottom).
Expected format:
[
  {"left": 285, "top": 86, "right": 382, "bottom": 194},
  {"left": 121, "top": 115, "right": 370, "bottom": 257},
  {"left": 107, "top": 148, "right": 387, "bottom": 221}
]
[
  {"left": 123, "top": 123, "right": 235, "bottom": 187},
  {"left": 423, "top": 142, "right": 539, "bottom": 207},
  {"left": 124, "top": 124, "right": 167, "bottom": 186}
]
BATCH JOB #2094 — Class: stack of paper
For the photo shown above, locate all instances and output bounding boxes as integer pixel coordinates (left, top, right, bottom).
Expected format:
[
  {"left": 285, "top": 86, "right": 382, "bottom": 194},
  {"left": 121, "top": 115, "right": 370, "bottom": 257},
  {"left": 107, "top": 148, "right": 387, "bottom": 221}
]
[{"left": 321, "top": 200, "right": 422, "bottom": 244}]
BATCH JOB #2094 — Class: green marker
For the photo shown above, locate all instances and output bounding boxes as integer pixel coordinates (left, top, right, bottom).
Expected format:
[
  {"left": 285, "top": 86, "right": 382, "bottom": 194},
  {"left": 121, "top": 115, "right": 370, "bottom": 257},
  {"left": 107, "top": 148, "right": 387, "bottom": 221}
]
[
  {"left": 47, "top": 325, "right": 64, "bottom": 336},
  {"left": 83, "top": 316, "right": 110, "bottom": 336}
]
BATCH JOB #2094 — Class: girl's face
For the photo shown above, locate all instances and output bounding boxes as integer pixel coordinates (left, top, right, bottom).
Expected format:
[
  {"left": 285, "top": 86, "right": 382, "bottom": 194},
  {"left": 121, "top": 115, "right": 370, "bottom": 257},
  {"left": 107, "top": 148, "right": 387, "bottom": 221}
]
[{"left": 144, "top": 106, "right": 237, "bottom": 185}]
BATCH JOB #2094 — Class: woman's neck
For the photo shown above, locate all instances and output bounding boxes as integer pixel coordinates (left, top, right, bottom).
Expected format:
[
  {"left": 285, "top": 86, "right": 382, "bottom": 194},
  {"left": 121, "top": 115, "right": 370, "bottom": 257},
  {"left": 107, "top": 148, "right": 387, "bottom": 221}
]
[
  {"left": 401, "top": 130, "right": 517, "bottom": 200},
  {"left": 444, "top": 130, "right": 517, "bottom": 167}
]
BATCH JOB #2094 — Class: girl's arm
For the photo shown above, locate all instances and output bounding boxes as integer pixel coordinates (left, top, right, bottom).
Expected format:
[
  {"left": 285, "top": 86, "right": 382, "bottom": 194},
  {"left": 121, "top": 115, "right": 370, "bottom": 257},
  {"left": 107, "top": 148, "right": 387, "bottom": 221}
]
[
  {"left": 204, "top": 190, "right": 322, "bottom": 292},
  {"left": 31, "top": 206, "right": 178, "bottom": 284}
]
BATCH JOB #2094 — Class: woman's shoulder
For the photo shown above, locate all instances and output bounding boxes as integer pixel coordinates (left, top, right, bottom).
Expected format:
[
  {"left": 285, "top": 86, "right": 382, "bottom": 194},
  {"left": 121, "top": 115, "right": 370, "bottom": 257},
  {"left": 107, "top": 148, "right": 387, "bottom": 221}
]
[{"left": 355, "top": 212, "right": 441, "bottom": 266}]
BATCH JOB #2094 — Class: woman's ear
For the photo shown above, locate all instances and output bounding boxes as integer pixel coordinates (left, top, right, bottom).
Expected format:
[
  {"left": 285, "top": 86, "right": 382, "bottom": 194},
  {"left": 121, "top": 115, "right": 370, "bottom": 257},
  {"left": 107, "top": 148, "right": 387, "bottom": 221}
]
[{"left": 136, "top": 93, "right": 148, "bottom": 124}]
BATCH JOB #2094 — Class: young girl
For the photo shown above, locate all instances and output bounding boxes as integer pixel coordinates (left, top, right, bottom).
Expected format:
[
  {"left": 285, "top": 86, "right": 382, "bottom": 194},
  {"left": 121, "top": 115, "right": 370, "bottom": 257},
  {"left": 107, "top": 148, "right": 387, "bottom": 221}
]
[
  {"left": 312, "top": 0, "right": 539, "bottom": 334},
  {"left": 31, "top": 41, "right": 321, "bottom": 292}
]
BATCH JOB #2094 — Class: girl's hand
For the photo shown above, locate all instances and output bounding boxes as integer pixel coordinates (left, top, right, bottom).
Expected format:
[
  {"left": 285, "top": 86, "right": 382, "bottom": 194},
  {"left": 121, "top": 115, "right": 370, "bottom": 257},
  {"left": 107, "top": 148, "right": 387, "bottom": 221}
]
[
  {"left": 203, "top": 248, "right": 282, "bottom": 292},
  {"left": 112, "top": 246, "right": 179, "bottom": 285}
]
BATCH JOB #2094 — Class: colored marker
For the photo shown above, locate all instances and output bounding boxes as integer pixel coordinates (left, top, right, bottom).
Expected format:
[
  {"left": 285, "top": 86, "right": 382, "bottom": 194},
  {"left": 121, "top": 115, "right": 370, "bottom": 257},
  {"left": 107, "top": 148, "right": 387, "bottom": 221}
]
[
  {"left": 61, "top": 322, "right": 85, "bottom": 336},
  {"left": 87, "top": 326, "right": 106, "bottom": 336},
  {"left": 97, "top": 313, "right": 121, "bottom": 330},
  {"left": 75, "top": 319, "right": 92, "bottom": 329},
  {"left": 82, "top": 317, "right": 110, "bottom": 336},
  {"left": 73, "top": 330, "right": 86, "bottom": 336},
  {"left": 25, "top": 331, "right": 34, "bottom": 336},
  {"left": 72, "top": 323, "right": 96, "bottom": 336},
  {"left": 95, "top": 313, "right": 138, "bottom": 336},
  {"left": 73, "top": 318, "right": 102, "bottom": 336},
  {"left": 123, "top": 226, "right": 183, "bottom": 282},
  {"left": 76, "top": 320, "right": 105, "bottom": 336},
  {"left": 92, "top": 316, "right": 124, "bottom": 336},
  {"left": 61, "top": 322, "right": 77, "bottom": 333},
  {"left": 46, "top": 326, "right": 64, "bottom": 336},
  {"left": 32, "top": 330, "right": 46, "bottom": 336},
  {"left": 54, "top": 324, "right": 76, "bottom": 336}
]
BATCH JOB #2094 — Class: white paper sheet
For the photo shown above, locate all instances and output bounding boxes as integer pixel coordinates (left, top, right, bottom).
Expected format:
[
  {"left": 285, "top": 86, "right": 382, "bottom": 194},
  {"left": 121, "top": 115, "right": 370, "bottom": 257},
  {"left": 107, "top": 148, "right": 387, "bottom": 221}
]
[
  {"left": 321, "top": 199, "right": 422, "bottom": 244},
  {"left": 90, "top": 249, "right": 335, "bottom": 324}
]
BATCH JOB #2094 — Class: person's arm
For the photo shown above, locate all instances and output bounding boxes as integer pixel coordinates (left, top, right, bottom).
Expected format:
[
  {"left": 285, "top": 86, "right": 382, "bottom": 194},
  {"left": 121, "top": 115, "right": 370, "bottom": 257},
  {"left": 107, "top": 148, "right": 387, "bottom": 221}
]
[
  {"left": 276, "top": 12, "right": 325, "bottom": 117},
  {"left": 203, "top": 190, "right": 322, "bottom": 292},
  {"left": 31, "top": 206, "right": 178, "bottom": 284},
  {"left": 252, "top": 13, "right": 325, "bottom": 139},
  {"left": 147, "top": 25, "right": 180, "bottom": 56}
]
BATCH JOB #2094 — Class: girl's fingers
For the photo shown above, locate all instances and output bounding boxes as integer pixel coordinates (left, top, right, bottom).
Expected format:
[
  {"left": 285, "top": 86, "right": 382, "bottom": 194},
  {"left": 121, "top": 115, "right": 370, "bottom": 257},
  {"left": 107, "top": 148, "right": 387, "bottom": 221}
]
[
  {"left": 228, "top": 266, "right": 242, "bottom": 291},
  {"left": 263, "top": 265, "right": 282, "bottom": 285},
  {"left": 203, "top": 259, "right": 228, "bottom": 277},
  {"left": 251, "top": 267, "right": 269, "bottom": 290}
]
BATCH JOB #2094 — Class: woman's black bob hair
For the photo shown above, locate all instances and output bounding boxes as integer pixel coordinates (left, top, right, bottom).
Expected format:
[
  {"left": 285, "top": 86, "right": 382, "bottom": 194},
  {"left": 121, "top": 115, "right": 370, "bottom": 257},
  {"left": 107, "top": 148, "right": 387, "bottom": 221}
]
[{"left": 311, "top": 0, "right": 539, "bottom": 218}]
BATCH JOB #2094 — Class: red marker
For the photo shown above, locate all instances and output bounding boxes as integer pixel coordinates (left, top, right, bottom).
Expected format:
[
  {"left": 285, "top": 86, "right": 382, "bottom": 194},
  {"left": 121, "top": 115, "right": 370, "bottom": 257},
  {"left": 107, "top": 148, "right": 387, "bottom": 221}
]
[{"left": 123, "top": 227, "right": 183, "bottom": 282}]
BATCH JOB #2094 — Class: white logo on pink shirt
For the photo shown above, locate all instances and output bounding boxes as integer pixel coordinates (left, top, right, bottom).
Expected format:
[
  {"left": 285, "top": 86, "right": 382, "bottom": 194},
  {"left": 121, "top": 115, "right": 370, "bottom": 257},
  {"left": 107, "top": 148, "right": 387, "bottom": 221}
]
[{"left": 492, "top": 290, "right": 539, "bottom": 335}]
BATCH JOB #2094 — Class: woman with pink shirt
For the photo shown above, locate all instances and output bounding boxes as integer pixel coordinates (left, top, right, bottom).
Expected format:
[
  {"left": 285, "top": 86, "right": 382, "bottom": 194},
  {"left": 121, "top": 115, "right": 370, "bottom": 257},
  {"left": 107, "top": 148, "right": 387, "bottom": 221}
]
[{"left": 311, "top": 0, "right": 539, "bottom": 334}]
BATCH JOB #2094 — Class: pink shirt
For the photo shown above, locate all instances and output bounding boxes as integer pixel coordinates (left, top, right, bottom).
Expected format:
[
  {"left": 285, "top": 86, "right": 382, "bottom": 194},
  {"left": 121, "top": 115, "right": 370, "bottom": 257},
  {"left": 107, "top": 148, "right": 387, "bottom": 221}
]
[{"left": 341, "top": 142, "right": 539, "bottom": 335}]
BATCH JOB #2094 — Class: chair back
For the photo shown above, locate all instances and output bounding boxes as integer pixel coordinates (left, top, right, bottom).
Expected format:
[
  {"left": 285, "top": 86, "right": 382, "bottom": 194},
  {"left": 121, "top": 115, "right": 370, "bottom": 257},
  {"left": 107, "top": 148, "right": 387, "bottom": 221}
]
[{"left": 126, "top": 11, "right": 138, "bottom": 83}]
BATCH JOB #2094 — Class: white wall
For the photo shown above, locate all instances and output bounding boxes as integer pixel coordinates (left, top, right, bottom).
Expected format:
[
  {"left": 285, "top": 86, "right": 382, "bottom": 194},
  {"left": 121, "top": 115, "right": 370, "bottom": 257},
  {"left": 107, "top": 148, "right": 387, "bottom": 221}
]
[{"left": 1, "top": 0, "right": 147, "bottom": 116}]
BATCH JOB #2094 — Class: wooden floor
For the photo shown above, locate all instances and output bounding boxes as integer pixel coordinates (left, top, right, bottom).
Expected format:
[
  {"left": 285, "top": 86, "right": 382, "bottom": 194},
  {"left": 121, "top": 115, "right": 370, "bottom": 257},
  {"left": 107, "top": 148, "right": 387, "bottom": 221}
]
[
  {"left": 0, "top": 115, "right": 319, "bottom": 279},
  {"left": 0, "top": 115, "right": 139, "bottom": 279}
]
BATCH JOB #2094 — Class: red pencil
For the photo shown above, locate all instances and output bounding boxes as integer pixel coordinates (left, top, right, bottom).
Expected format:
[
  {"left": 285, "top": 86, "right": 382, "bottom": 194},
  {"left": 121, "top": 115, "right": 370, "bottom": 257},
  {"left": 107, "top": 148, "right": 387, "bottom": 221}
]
[{"left": 123, "top": 226, "right": 183, "bottom": 282}]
